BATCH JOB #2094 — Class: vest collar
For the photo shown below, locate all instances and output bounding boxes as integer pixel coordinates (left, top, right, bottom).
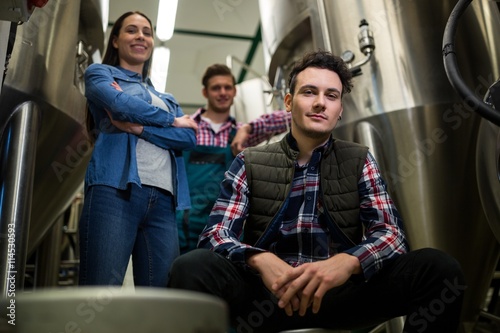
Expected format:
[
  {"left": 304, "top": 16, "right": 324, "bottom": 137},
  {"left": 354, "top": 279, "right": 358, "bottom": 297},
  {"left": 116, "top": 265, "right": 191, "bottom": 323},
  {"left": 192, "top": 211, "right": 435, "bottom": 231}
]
[{"left": 283, "top": 132, "right": 334, "bottom": 159}]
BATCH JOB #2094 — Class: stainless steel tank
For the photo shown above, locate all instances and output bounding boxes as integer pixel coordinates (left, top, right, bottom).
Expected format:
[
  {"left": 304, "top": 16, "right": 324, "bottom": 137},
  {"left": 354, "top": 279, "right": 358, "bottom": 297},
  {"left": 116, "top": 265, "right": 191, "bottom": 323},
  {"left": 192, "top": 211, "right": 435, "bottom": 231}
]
[
  {"left": 0, "top": 0, "right": 104, "bottom": 292},
  {"left": 476, "top": 118, "right": 500, "bottom": 242},
  {"left": 259, "top": 0, "right": 500, "bottom": 329}
]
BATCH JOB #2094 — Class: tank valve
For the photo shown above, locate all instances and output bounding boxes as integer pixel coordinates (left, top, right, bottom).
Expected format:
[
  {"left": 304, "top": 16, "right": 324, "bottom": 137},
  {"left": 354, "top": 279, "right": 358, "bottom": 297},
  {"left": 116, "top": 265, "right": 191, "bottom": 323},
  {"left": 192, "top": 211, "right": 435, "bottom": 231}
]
[
  {"left": 358, "top": 19, "right": 375, "bottom": 55},
  {"left": 344, "top": 19, "right": 375, "bottom": 76}
]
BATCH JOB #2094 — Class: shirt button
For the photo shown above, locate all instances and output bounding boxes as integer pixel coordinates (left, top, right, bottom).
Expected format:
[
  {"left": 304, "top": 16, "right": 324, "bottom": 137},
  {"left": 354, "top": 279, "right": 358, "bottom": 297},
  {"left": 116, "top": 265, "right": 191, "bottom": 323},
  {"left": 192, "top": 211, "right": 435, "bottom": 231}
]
[
  {"left": 311, "top": 166, "right": 315, "bottom": 170},
  {"left": 307, "top": 196, "right": 312, "bottom": 201}
]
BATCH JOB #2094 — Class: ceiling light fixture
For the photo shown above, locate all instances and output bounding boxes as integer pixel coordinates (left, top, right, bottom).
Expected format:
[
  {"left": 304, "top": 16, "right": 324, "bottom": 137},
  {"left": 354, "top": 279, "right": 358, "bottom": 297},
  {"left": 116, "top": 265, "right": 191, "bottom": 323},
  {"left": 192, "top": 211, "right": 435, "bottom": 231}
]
[
  {"left": 156, "top": 0, "right": 178, "bottom": 41},
  {"left": 151, "top": 46, "right": 170, "bottom": 92},
  {"left": 100, "top": 0, "right": 109, "bottom": 32}
]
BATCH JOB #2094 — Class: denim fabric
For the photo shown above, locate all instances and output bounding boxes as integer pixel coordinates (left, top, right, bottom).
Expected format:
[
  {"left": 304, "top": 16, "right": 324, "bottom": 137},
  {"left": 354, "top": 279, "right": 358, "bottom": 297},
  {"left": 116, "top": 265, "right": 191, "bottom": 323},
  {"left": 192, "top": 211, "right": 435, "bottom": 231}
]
[
  {"left": 84, "top": 64, "right": 196, "bottom": 209},
  {"left": 79, "top": 184, "right": 179, "bottom": 286}
]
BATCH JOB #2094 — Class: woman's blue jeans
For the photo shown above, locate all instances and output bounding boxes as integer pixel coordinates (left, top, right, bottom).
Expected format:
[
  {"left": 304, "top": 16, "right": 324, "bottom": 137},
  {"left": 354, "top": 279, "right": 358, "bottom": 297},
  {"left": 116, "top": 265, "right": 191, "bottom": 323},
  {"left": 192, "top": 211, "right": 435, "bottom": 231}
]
[{"left": 78, "top": 184, "right": 179, "bottom": 286}]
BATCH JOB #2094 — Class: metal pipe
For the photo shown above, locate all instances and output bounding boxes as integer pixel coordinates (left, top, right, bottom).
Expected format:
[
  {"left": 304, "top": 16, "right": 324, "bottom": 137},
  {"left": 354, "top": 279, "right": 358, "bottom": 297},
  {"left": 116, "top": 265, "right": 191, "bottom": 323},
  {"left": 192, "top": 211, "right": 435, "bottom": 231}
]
[
  {"left": 0, "top": 101, "right": 40, "bottom": 298},
  {"left": 226, "top": 54, "right": 270, "bottom": 84},
  {"left": 316, "top": 0, "right": 332, "bottom": 52},
  {"left": 349, "top": 50, "right": 373, "bottom": 74},
  {"left": 35, "top": 214, "right": 63, "bottom": 287},
  {"left": 478, "top": 310, "right": 500, "bottom": 323}
]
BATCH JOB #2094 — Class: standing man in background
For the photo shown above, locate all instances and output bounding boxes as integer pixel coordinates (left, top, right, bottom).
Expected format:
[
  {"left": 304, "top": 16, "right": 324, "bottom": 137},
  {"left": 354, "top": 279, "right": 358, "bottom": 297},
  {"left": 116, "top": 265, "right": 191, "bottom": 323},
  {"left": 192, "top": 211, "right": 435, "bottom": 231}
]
[{"left": 178, "top": 64, "right": 291, "bottom": 253}]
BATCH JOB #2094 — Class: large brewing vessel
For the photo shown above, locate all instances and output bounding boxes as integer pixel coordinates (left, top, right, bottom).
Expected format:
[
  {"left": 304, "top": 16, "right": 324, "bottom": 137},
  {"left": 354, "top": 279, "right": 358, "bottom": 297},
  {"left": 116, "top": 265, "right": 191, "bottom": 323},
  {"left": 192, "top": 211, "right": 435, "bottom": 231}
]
[
  {"left": 259, "top": 0, "right": 500, "bottom": 329},
  {"left": 0, "top": 0, "right": 105, "bottom": 291}
]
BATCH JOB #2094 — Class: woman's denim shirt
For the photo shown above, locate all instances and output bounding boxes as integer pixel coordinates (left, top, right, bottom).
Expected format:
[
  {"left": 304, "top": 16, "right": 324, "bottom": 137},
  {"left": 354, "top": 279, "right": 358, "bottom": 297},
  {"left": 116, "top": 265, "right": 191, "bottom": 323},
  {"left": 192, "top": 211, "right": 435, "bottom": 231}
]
[{"left": 84, "top": 64, "right": 196, "bottom": 210}]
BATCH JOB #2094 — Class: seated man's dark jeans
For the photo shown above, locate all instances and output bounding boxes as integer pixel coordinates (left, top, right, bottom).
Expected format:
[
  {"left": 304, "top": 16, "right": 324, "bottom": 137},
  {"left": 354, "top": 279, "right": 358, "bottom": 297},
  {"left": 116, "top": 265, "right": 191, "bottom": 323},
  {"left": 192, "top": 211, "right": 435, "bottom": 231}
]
[{"left": 168, "top": 248, "right": 465, "bottom": 333}]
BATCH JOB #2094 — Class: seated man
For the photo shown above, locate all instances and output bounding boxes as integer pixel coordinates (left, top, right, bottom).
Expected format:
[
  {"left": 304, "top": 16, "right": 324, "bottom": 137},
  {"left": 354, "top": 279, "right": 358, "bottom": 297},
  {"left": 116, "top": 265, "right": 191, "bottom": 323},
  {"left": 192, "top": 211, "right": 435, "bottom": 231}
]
[{"left": 168, "top": 50, "right": 465, "bottom": 333}]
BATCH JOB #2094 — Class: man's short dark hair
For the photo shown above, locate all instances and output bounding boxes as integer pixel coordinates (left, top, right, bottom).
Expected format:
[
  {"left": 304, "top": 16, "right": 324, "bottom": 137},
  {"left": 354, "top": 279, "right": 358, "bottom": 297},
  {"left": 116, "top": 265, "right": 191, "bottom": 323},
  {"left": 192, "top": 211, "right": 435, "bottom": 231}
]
[
  {"left": 288, "top": 50, "right": 353, "bottom": 96},
  {"left": 202, "top": 64, "right": 236, "bottom": 88}
]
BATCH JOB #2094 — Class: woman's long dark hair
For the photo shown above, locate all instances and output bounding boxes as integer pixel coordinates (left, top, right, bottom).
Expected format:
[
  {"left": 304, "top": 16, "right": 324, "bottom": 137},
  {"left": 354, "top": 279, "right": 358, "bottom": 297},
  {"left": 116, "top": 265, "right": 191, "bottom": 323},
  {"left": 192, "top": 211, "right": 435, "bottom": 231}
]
[
  {"left": 86, "top": 11, "right": 154, "bottom": 142},
  {"left": 102, "top": 11, "right": 154, "bottom": 78}
]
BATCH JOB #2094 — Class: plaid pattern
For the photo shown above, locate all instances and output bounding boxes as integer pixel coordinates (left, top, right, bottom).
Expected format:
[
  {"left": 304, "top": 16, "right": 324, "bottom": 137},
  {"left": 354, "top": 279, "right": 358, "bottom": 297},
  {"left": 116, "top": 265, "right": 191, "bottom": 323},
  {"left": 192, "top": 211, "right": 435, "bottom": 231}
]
[
  {"left": 191, "top": 108, "right": 290, "bottom": 147},
  {"left": 199, "top": 136, "right": 408, "bottom": 280}
]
